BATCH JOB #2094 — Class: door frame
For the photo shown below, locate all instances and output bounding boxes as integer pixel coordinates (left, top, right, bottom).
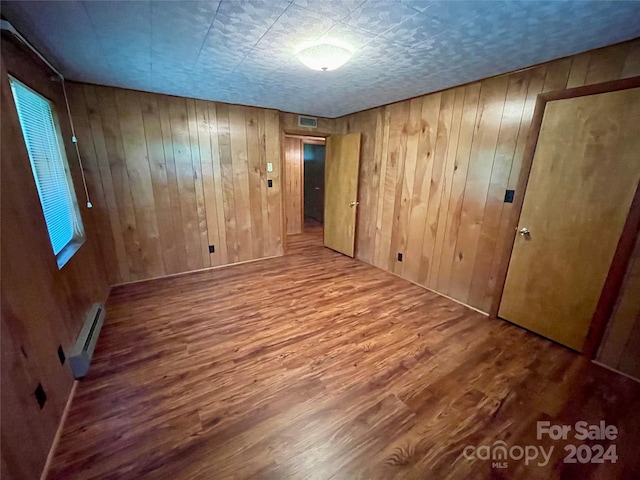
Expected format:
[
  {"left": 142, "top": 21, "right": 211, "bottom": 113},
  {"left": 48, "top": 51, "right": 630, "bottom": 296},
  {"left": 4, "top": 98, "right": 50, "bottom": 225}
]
[
  {"left": 281, "top": 133, "right": 326, "bottom": 249},
  {"left": 490, "top": 76, "right": 640, "bottom": 358},
  {"left": 300, "top": 138, "right": 327, "bottom": 226}
]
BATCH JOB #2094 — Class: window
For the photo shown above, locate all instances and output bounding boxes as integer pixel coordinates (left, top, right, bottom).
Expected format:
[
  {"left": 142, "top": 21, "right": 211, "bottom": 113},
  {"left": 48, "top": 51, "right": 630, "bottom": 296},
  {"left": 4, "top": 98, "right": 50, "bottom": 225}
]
[{"left": 9, "top": 76, "right": 84, "bottom": 268}]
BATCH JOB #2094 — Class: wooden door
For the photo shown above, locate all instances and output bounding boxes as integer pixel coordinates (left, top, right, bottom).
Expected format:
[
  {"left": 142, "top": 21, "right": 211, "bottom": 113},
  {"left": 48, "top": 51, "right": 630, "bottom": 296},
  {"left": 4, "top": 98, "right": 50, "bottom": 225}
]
[
  {"left": 324, "top": 133, "right": 361, "bottom": 257},
  {"left": 499, "top": 87, "right": 640, "bottom": 351}
]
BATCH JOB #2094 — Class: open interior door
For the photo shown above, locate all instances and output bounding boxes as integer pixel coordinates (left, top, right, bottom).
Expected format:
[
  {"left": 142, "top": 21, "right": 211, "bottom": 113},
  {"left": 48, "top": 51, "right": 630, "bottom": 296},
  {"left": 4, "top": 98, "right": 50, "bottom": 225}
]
[
  {"left": 499, "top": 87, "right": 640, "bottom": 351},
  {"left": 324, "top": 133, "right": 361, "bottom": 257}
]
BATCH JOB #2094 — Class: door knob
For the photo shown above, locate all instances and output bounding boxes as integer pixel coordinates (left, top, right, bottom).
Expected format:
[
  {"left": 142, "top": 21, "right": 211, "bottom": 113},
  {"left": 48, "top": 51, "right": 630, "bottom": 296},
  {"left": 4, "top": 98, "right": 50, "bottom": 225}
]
[
  {"left": 349, "top": 201, "right": 359, "bottom": 207},
  {"left": 519, "top": 227, "right": 530, "bottom": 236}
]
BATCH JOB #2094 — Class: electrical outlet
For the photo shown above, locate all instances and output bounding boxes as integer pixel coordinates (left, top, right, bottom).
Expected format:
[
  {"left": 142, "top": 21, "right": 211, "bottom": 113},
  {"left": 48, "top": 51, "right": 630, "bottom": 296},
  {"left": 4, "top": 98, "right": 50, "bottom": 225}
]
[
  {"left": 209, "top": 245, "right": 215, "bottom": 254},
  {"left": 57, "top": 345, "right": 65, "bottom": 365},
  {"left": 268, "top": 179, "right": 273, "bottom": 188},
  {"left": 397, "top": 253, "right": 403, "bottom": 262},
  {"left": 35, "top": 383, "right": 47, "bottom": 409}
]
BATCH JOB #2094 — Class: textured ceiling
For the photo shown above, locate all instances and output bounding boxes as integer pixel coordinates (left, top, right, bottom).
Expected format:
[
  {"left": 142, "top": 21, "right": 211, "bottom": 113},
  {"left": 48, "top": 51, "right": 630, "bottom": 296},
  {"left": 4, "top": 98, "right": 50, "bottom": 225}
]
[{"left": 3, "top": 0, "right": 640, "bottom": 118}]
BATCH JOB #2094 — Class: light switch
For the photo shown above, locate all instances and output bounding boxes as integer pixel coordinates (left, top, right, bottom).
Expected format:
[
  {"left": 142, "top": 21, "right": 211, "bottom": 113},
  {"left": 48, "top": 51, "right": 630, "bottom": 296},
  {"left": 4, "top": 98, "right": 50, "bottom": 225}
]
[{"left": 267, "top": 162, "right": 273, "bottom": 172}]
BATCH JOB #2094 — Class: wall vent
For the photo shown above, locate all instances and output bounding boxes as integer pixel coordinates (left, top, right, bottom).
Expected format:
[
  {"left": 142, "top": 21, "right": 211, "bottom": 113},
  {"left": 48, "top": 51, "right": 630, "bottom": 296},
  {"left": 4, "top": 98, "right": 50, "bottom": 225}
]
[
  {"left": 69, "top": 303, "right": 105, "bottom": 379},
  {"left": 298, "top": 115, "right": 318, "bottom": 128}
]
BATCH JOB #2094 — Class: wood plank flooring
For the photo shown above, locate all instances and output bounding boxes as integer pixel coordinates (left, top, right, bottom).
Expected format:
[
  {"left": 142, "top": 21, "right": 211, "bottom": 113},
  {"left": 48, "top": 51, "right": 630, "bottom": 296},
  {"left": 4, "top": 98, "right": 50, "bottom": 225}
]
[{"left": 49, "top": 227, "right": 640, "bottom": 479}]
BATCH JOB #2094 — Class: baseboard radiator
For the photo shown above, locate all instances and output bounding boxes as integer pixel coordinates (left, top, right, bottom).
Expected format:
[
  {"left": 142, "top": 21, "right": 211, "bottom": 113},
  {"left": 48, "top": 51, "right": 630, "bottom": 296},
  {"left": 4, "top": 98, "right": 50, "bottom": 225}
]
[{"left": 69, "top": 303, "right": 105, "bottom": 379}]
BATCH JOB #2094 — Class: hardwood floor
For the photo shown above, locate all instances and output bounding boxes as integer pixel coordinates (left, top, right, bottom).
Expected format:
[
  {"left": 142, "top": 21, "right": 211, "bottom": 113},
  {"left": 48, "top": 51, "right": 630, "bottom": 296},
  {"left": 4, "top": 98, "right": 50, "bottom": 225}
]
[{"left": 49, "top": 227, "right": 640, "bottom": 479}]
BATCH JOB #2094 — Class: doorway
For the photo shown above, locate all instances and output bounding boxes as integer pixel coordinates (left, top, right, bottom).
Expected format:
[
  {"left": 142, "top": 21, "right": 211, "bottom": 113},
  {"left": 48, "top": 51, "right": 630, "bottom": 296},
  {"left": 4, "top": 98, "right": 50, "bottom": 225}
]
[
  {"left": 284, "top": 135, "right": 326, "bottom": 238},
  {"left": 284, "top": 132, "right": 362, "bottom": 257},
  {"left": 303, "top": 143, "right": 325, "bottom": 226}
]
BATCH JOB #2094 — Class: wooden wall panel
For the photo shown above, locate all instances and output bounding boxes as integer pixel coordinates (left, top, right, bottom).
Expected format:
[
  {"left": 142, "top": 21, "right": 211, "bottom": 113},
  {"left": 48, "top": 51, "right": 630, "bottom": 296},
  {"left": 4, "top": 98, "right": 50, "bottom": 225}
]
[
  {"left": 265, "top": 110, "right": 284, "bottom": 256},
  {"left": 216, "top": 103, "right": 239, "bottom": 264},
  {"left": 284, "top": 136, "right": 303, "bottom": 235},
  {"left": 228, "top": 105, "right": 253, "bottom": 262},
  {"left": 1, "top": 41, "right": 110, "bottom": 480},
  {"left": 65, "top": 84, "right": 121, "bottom": 284},
  {"left": 68, "top": 84, "right": 284, "bottom": 284},
  {"left": 428, "top": 89, "right": 463, "bottom": 289},
  {"left": 371, "top": 108, "right": 392, "bottom": 268},
  {"left": 344, "top": 38, "right": 640, "bottom": 315},
  {"left": 598, "top": 235, "right": 640, "bottom": 380},
  {"left": 187, "top": 98, "right": 211, "bottom": 269},
  {"left": 435, "top": 82, "right": 480, "bottom": 297},
  {"left": 584, "top": 42, "right": 630, "bottom": 85},
  {"left": 447, "top": 76, "right": 509, "bottom": 303},
  {"left": 622, "top": 41, "right": 640, "bottom": 78},
  {"left": 419, "top": 89, "right": 455, "bottom": 287},
  {"left": 96, "top": 86, "right": 146, "bottom": 278},
  {"left": 116, "top": 89, "right": 166, "bottom": 278},
  {"left": 375, "top": 102, "right": 409, "bottom": 270},
  {"left": 195, "top": 100, "right": 222, "bottom": 267},
  {"left": 391, "top": 98, "right": 421, "bottom": 276},
  {"left": 169, "top": 95, "right": 203, "bottom": 272},
  {"left": 246, "top": 108, "right": 265, "bottom": 258},
  {"left": 418, "top": 90, "right": 458, "bottom": 286},
  {"left": 157, "top": 94, "right": 188, "bottom": 271},
  {"left": 140, "top": 93, "right": 178, "bottom": 273}
]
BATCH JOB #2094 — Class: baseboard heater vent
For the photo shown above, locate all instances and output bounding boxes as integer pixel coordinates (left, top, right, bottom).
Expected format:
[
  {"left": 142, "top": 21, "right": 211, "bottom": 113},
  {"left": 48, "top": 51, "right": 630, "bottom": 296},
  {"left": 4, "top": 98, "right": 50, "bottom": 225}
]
[{"left": 69, "top": 303, "right": 105, "bottom": 379}]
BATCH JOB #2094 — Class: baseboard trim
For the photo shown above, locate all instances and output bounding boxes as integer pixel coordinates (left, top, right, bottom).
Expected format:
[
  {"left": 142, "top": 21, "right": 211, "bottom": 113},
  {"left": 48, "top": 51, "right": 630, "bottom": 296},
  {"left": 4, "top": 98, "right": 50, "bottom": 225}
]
[
  {"left": 111, "top": 254, "right": 281, "bottom": 288},
  {"left": 40, "top": 380, "right": 78, "bottom": 480},
  {"left": 363, "top": 259, "right": 489, "bottom": 317},
  {"left": 592, "top": 361, "right": 640, "bottom": 384}
]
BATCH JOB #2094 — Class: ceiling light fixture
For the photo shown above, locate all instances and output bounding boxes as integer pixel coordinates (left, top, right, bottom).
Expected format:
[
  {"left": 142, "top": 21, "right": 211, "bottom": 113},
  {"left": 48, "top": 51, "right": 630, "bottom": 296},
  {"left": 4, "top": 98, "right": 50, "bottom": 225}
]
[{"left": 296, "top": 42, "right": 353, "bottom": 71}]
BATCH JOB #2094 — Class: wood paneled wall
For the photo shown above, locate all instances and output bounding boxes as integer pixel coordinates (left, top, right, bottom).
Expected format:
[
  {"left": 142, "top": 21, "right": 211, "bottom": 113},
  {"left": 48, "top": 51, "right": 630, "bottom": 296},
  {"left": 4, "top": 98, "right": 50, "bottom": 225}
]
[
  {"left": 67, "top": 84, "right": 284, "bottom": 284},
  {"left": 1, "top": 40, "right": 110, "bottom": 480},
  {"left": 340, "top": 39, "right": 640, "bottom": 314},
  {"left": 284, "top": 136, "right": 304, "bottom": 235},
  {"left": 598, "top": 235, "right": 640, "bottom": 380}
]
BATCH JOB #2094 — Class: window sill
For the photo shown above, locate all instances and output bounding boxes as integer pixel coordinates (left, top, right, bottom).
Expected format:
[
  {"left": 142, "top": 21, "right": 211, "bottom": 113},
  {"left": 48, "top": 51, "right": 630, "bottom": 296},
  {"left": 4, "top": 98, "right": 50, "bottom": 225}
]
[{"left": 56, "top": 237, "right": 85, "bottom": 269}]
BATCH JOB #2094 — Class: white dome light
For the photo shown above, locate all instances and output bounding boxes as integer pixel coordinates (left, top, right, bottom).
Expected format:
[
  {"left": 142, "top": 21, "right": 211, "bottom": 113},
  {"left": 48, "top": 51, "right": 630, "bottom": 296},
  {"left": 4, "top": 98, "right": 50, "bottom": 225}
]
[{"left": 296, "top": 43, "right": 353, "bottom": 71}]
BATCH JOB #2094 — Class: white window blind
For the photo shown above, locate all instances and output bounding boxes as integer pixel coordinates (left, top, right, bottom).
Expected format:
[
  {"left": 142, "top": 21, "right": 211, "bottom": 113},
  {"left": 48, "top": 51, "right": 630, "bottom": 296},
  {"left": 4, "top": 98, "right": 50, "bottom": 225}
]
[{"left": 9, "top": 76, "right": 83, "bottom": 264}]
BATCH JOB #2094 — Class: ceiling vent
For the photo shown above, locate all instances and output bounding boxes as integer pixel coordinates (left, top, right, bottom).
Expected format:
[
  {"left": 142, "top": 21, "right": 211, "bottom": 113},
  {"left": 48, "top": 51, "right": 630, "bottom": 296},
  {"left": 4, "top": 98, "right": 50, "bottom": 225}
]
[{"left": 298, "top": 115, "right": 318, "bottom": 128}]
